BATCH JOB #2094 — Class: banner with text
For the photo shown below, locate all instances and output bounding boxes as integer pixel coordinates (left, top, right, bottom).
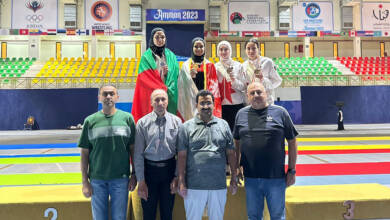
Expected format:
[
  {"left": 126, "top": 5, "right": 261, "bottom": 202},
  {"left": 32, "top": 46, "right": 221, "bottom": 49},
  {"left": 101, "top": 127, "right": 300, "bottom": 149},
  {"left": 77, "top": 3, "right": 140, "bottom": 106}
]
[
  {"left": 362, "top": 3, "right": 390, "bottom": 31},
  {"left": 228, "top": 1, "right": 270, "bottom": 31},
  {"left": 292, "top": 2, "right": 333, "bottom": 31},
  {"left": 146, "top": 9, "right": 205, "bottom": 22},
  {"left": 85, "top": 0, "right": 119, "bottom": 30},
  {"left": 12, "top": 0, "right": 58, "bottom": 29}
]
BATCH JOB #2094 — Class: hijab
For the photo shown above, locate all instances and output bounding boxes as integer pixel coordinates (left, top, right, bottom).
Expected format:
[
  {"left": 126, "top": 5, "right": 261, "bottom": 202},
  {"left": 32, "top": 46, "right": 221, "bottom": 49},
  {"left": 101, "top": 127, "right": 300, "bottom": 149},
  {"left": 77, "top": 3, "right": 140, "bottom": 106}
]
[
  {"left": 149, "top": 27, "right": 166, "bottom": 57},
  {"left": 191, "top": 37, "right": 205, "bottom": 63},
  {"left": 217, "top": 40, "right": 233, "bottom": 66}
]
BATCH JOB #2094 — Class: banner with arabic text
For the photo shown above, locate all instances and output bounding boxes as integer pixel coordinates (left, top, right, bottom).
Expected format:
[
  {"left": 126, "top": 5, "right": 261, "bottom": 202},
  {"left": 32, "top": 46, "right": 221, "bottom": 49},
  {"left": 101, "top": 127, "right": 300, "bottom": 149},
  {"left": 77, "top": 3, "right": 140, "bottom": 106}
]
[
  {"left": 228, "top": 1, "right": 270, "bottom": 31},
  {"left": 362, "top": 3, "right": 390, "bottom": 31}
]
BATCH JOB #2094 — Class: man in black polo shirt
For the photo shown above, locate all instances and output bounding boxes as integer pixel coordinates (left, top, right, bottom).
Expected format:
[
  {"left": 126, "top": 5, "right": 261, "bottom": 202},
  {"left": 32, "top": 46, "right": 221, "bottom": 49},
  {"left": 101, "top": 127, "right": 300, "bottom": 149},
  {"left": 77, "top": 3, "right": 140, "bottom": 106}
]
[{"left": 233, "top": 82, "right": 298, "bottom": 220}]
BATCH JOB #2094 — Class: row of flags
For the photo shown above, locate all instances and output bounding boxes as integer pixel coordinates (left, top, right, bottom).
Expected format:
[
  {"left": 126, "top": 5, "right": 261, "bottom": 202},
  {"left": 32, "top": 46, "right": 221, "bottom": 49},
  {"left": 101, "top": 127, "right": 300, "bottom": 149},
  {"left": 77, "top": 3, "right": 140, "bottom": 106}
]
[
  {"left": 0, "top": 29, "right": 142, "bottom": 36},
  {"left": 204, "top": 30, "right": 390, "bottom": 38}
]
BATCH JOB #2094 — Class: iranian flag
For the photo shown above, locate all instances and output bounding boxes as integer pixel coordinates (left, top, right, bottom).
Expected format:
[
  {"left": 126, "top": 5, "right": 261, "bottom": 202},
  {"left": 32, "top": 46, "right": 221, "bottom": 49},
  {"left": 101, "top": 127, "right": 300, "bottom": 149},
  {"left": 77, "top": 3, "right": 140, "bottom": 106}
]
[{"left": 131, "top": 48, "right": 179, "bottom": 122}]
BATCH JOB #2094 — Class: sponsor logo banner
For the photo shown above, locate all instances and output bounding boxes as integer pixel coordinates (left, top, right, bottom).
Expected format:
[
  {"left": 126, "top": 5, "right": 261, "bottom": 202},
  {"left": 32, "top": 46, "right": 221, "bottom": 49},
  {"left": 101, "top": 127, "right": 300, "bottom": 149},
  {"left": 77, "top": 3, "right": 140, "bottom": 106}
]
[
  {"left": 228, "top": 1, "right": 270, "bottom": 31},
  {"left": 85, "top": 0, "right": 119, "bottom": 30},
  {"left": 362, "top": 3, "right": 390, "bottom": 34},
  {"left": 12, "top": 0, "right": 58, "bottom": 29},
  {"left": 292, "top": 2, "right": 333, "bottom": 31}
]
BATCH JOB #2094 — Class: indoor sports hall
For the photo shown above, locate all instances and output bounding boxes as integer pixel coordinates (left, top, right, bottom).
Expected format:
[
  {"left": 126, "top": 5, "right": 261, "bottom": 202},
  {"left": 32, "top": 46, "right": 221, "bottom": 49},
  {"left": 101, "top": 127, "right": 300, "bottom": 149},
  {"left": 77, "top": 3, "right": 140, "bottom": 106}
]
[{"left": 0, "top": 0, "right": 390, "bottom": 219}]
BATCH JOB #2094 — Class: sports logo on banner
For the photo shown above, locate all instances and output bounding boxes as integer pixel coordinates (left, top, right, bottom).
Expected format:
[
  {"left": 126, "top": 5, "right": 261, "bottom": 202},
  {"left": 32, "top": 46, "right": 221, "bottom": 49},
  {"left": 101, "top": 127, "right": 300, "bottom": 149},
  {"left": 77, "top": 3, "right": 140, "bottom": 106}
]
[
  {"left": 362, "top": 3, "right": 390, "bottom": 32},
  {"left": 12, "top": 0, "right": 58, "bottom": 29},
  {"left": 292, "top": 2, "right": 333, "bottom": 31},
  {"left": 228, "top": 1, "right": 270, "bottom": 31},
  {"left": 85, "top": 0, "right": 118, "bottom": 30}
]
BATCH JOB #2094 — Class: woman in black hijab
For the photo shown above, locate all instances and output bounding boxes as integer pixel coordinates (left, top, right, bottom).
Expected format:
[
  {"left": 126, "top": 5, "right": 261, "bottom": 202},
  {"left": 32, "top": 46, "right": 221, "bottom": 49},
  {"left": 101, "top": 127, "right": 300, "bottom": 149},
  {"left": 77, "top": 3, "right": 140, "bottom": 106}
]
[{"left": 177, "top": 37, "right": 222, "bottom": 121}]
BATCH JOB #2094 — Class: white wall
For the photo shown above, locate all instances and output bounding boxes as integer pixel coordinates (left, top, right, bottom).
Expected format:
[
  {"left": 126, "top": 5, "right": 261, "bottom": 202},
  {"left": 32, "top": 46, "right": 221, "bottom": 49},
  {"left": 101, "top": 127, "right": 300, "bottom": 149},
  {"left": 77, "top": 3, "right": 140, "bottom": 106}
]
[
  {"left": 7, "top": 42, "right": 29, "bottom": 58},
  {"left": 62, "top": 42, "right": 84, "bottom": 58}
]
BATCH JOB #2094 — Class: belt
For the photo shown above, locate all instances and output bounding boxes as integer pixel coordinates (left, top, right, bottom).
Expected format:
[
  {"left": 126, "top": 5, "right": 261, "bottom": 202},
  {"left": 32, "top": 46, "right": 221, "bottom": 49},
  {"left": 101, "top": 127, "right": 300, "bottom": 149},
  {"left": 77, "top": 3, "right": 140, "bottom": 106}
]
[{"left": 145, "top": 157, "right": 175, "bottom": 168}]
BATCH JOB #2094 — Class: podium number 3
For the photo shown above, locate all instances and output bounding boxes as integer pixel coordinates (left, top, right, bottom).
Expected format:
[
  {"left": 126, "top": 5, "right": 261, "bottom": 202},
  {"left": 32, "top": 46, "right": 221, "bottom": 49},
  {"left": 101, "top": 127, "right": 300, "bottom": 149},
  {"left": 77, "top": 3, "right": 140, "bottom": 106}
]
[
  {"left": 343, "top": 200, "right": 355, "bottom": 220},
  {"left": 44, "top": 208, "right": 58, "bottom": 220}
]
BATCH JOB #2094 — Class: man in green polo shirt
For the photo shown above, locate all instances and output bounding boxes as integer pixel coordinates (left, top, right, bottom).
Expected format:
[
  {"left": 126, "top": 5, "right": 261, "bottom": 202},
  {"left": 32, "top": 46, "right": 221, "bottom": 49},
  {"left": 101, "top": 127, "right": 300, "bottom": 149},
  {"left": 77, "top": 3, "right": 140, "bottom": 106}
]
[{"left": 79, "top": 85, "right": 137, "bottom": 220}]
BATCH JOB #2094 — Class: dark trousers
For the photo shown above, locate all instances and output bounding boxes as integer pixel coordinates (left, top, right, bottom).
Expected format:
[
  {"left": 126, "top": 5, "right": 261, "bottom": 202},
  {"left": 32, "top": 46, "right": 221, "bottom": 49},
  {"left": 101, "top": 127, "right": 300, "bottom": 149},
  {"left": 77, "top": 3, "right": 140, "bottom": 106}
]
[
  {"left": 222, "top": 103, "right": 245, "bottom": 131},
  {"left": 142, "top": 158, "right": 176, "bottom": 220}
]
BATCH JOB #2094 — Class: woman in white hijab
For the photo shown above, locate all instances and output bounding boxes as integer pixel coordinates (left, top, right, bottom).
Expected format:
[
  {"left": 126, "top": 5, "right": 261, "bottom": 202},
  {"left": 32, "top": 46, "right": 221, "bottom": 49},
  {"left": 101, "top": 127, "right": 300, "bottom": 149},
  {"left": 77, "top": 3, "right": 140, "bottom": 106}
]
[
  {"left": 215, "top": 41, "right": 246, "bottom": 131},
  {"left": 243, "top": 38, "right": 282, "bottom": 104}
]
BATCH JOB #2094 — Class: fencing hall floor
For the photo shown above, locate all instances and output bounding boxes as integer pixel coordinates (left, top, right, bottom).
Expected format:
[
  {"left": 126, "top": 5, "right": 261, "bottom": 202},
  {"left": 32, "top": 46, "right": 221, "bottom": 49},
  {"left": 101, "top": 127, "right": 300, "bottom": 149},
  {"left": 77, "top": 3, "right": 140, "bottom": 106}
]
[{"left": 0, "top": 124, "right": 389, "bottom": 188}]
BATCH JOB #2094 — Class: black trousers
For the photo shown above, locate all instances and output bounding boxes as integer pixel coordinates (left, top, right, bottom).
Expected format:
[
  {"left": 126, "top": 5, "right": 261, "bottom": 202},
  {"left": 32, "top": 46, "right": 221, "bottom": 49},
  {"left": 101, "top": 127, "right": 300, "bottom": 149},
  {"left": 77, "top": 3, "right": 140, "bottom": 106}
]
[
  {"left": 222, "top": 103, "right": 245, "bottom": 131},
  {"left": 142, "top": 158, "right": 176, "bottom": 220}
]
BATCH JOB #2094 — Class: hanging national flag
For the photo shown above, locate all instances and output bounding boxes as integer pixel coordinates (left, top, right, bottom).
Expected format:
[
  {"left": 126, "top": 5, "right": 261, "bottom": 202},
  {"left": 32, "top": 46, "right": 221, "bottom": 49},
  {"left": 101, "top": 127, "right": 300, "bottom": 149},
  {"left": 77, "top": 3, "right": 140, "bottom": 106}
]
[
  {"left": 47, "top": 29, "right": 57, "bottom": 35},
  {"left": 29, "top": 29, "right": 41, "bottom": 35},
  {"left": 261, "top": 31, "right": 271, "bottom": 37},
  {"left": 114, "top": 29, "right": 123, "bottom": 35},
  {"left": 279, "top": 30, "right": 288, "bottom": 37},
  {"left": 322, "top": 31, "right": 333, "bottom": 36},
  {"left": 0, "top": 29, "right": 9, "bottom": 35},
  {"left": 57, "top": 29, "right": 66, "bottom": 35},
  {"left": 92, "top": 29, "right": 104, "bottom": 36},
  {"left": 365, "top": 31, "right": 374, "bottom": 36},
  {"left": 105, "top": 29, "right": 114, "bottom": 35},
  {"left": 356, "top": 30, "right": 373, "bottom": 37},
  {"left": 219, "top": 31, "right": 239, "bottom": 37},
  {"left": 356, "top": 31, "right": 365, "bottom": 37},
  {"left": 122, "top": 29, "right": 131, "bottom": 36},
  {"left": 242, "top": 31, "right": 255, "bottom": 37},
  {"left": 209, "top": 31, "right": 219, "bottom": 37},
  {"left": 19, "top": 29, "right": 29, "bottom": 35},
  {"left": 383, "top": 31, "right": 390, "bottom": 37},
  {"left": 76, "top": 29, "right": 89, "bottom": 35},
  {"left": 203, "top": 30, "right": 218, "bottom": 37},
  {"left": 132, "top": 31, "right": 142, "bottom": 35},
  {"left": 340, "top": 31, "right": 349, "bottom": 36},
  {"left": 66, "top": 29, "right": 76, "bottom": 35},
  {"left": 331, "top": 32, "right": 341, "bottom": 37},
  {"left": 270, "top": 31, "right": 276, "bottom": 37},
  {"left": 374, "top": 31, "right": 382, "bottom": 37},
  {"left": 288, "top": 31, "right": 297, "bottom": 37},
  {"left": 349, "top": 30, "right": 356, "bottom": 37},
  {"left": 9, "top": 29, "right": 19, "bottom": 35},
  {"left": 297, "top": 31, "right": 306, "bottom": 37},
  {"left": 306, "top": 31, "right": 317, "bottom": 37}
]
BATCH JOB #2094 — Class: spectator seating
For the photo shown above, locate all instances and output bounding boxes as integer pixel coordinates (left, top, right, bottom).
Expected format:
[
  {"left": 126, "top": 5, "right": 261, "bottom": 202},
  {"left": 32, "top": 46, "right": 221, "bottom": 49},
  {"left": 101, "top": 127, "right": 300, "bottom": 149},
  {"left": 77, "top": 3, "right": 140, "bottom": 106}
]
[
  {"left": 274, "top": 57, "right": 341, "bottom": 76},
  {"left": 337, "top": 56, "right": 390, "bottom": 80},
  {"left": 34, "top": 57, "right": 139, "bottom": 84},
  {"left": 0, "top": 57, "right": 36, "bottom": 83}
]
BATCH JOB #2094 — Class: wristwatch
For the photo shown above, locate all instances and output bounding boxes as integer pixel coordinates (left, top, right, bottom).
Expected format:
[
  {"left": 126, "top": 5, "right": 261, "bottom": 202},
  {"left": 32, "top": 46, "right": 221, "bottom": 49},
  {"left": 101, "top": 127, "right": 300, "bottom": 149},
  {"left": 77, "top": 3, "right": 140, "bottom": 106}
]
[{"left": 287, "top": 168, "right": 296, "bottom": 175}]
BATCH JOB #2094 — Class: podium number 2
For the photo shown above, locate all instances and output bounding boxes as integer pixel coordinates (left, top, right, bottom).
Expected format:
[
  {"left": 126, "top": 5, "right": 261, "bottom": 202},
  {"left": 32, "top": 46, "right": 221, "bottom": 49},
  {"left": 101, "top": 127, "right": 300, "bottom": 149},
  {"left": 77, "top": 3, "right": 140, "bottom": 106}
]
[
  {"left": 343, "top": 200, "right": 355, "bottom": 220},
  {"left": 44, "top": 208, "right": 58, "bottom": 220}
]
